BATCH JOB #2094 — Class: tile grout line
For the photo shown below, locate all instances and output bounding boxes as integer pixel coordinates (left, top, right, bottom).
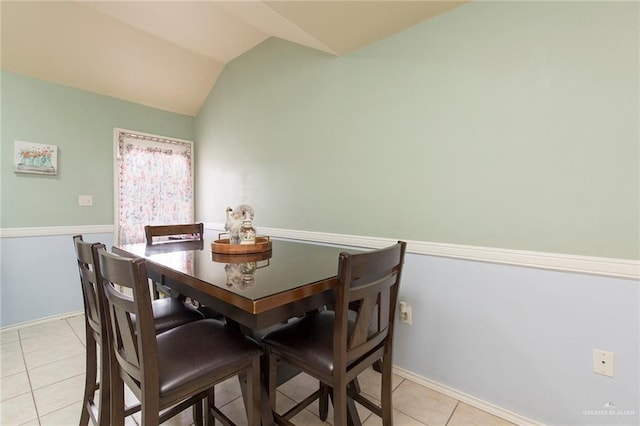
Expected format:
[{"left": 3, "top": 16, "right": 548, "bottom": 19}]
[
  {"left": 445, "top": 401, "right": 460, "bottom": 426},
  {"left": 66, "top": 317, "right": 87, "bottom": 348},
  {"left": 21, "top": 320, "right": 86, "bottom": 424},
  {"left": 364, "top": 376, "right": 434, "bottom": 426},
  {"left": 21, "top": 319, "right": 87, "bottom": 371},
  {"left": 388, "top": 377, "right": 435, "bottom": 426},
  {"left": 34, "top": 318, "right": 86, "bottom": 423},
  {"left": 36, "top": 398, "right": 85, "bottom": 424},
  {"left": 18, "top": 328, "right": 42, "bottom": 425}
]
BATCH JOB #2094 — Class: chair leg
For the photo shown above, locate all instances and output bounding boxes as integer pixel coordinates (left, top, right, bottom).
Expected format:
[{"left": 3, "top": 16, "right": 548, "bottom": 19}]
[
  {"left": 333, "top": 379, "right": 348, "bottom": 426},
  {"left": 325, "top": 382, "right": 363, "bottom": 426},
  {"left": 80, "top": 333, "right": 97, "bottom": 426},
  {"left": 205, "top": 388, "right": 215, "bottom": 426},
  {"left": 97, "top": 338, "right": 111, "bottom": 426},
  {"left": 319, "top": 383, "right": 330, "bottom": 421},
  {"left": 109, "top": 371, "right": 125, "bottom": 426},
  {"left": 79, "top": 402, "right": 90, "bottom": 426},
  {"left": 193, "top": 397, "right": 204, "bottom": 426},
  {"left": 381, "top": 355, "right": 393, "bottom": 426},
  {"left": 346, "top": 383, "right": 362, "bottom": 426},
  {"left": 351, "top": 377, "right": 361, "bottom": 395},
  {"left": 140, "top": 391, "right": 160, "bottom": 426}
]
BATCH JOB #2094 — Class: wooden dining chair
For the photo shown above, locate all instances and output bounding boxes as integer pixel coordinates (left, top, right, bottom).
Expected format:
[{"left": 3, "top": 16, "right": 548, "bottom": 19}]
[
  {"left": 262, "top": 241, "right": 407, "bottom": 426},
  {"left": 144, "top": 223, "right": 204, "bottom": 245},
  {"left": 144, "top": 223, "right": 203, "bottom": 299},
  {"left": 144, "top": 222, "right": 224, "bottom": 321},
  {"left": 73, "top": 235, "right": 205, "bottom": 426},
  {"left": 96, "top": 246, "right": 262, "bottom": 426}
]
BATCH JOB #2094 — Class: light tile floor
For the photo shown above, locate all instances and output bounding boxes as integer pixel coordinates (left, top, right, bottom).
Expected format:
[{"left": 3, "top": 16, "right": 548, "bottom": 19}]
[{"left": 1, "top": 315, "right": 515, "bottom": 426}]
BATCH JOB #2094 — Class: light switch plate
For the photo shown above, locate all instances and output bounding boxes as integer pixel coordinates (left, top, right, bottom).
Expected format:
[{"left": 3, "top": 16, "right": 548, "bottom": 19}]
[{"left": 79, "top": 195, "right": 93, "bottom": 206}]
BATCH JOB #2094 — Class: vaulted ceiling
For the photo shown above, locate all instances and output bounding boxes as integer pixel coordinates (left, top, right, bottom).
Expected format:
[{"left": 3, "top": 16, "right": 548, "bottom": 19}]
[{"left": 1, "top": 1, "right": 467, "bottom": 116}]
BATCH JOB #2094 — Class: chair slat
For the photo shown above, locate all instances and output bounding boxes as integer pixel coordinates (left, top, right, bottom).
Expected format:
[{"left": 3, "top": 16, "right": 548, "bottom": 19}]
[
  {"left": 348, "top": 246, "right": 403, "bottom": 280},
  {"left": 348, "top": 273, "right": 396, "bottom": 302},
  {"left": 348, "top": 295, "right": 376, "bottom": 350},
  {"left": 145, "top": 223, "right": 204, "bottom": 245}
]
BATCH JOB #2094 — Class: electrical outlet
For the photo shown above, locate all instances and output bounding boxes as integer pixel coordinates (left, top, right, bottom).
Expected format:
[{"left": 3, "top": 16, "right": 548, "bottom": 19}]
[
  {"left": 399, "top": 301, "right": 412, "bottom": 325},
  {"left": 593, "top": 349, "right": 615, "bottom": 377}
]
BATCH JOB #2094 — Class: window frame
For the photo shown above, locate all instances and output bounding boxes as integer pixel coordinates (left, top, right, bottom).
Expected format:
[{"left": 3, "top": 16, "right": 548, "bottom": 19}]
[{"left": 113, "top": 128, "right": 195, "bottom": 245}]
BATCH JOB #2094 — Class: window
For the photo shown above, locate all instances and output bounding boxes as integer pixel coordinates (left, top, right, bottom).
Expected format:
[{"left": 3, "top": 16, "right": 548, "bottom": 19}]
[{"left": 115, "top": 129, "right": 194, "bottom": 245}]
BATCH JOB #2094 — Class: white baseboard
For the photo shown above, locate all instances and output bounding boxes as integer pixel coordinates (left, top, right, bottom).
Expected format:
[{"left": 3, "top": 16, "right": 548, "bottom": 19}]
[
  {"left": 0, "top": 310, "right": 84, "bottom": 333},
  {"left": 392, "top": 366, "right": 543, "bottom": 426}
]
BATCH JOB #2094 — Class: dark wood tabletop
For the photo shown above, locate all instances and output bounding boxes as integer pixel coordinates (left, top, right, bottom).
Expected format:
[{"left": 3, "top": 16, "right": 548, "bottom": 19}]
[{"left": 113, "top": 238, "right": 359, "bottom": 330}]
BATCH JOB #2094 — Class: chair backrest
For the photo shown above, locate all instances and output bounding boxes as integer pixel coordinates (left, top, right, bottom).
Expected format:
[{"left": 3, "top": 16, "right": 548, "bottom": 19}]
[
  {"left": 96, "top": 246, "right": 159, "bottom": 395},
  {"left": 333, "top": 241, "right": 407, "bottom": 367},
  {"left": 144, "top": 223, "right": 204, "bottom": 245},
  {"left": 73, "top": 235, "right": 108, "bottom": 342}
]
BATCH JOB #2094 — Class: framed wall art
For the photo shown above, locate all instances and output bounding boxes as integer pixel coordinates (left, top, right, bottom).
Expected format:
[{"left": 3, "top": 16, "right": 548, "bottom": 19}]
[{"left": 14, "top": 140, "right": 58, "bottom": 175}]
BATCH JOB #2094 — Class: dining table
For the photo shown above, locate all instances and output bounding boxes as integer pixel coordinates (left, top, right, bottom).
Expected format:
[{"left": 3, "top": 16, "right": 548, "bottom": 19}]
[{"left": 113, "top": 236, "right": 365, "bottom": 425}]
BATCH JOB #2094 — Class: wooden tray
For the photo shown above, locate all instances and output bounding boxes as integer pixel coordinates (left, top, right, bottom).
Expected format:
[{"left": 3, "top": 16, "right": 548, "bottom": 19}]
[
  {"left": 211, "top": 235, "right": 272, "bottom": 254},
  {"left": 211, "top": 250, "right": 272, "bottom": 263}
]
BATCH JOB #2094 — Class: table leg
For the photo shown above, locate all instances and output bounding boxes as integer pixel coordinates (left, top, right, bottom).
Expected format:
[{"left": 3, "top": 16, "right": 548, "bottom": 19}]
[
  {"left": 229, "top": 320, "right": 275, "bottom": 426},
  {"left": 238, "top": 367, "right": 275, "bottom": 426}
]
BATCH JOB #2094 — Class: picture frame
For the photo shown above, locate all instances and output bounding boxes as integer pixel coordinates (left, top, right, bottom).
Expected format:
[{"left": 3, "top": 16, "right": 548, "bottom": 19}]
[{"left": 13, "top": 140, "right": 58, "bottom": 175}]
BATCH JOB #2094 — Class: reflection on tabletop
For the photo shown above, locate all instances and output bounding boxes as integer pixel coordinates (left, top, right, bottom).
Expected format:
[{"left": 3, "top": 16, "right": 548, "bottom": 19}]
[
  {"left": 212, "top": 251, "right": 272, "bottom": 291},
  {"left": 144, "top": 238, "right": 204, "bottom": 255}
]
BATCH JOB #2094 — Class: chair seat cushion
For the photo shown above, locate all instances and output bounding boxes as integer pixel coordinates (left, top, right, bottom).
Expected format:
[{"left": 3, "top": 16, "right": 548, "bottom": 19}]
[
  {"left": 151, "top": 298, "right": 204, "bottom": 334},
  {"left": 156, "top": 319, "right": 261, "bottom": 398},
  {"left": 262, "top": 311, "right": 354, "bottom": 376}
]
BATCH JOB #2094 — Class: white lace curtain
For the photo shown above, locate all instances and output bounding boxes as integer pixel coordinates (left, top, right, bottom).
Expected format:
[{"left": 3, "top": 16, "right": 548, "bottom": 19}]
[{"left": 116, "top": 131, "right": 194, "bottom": 245}]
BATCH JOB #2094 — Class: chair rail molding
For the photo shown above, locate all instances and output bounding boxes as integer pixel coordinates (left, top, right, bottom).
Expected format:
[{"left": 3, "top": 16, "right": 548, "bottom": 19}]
[
  {"left": 2, "top": 224, "right": 637, "bottom": 279},
  {"left": 0, "top": 225, "right": 115, "bottom": 238},
  {"left": 207, "top": 223, "right": 639, "bottom": 280}
]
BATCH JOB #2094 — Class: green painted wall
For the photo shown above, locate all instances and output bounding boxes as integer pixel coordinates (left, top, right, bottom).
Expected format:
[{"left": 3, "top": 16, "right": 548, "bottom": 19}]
[
  {"left": 195, "top": 1, "right": 639, "bottom": 260},
  {"left": 1, "top": 71, "right": 194, "bottom": 227}
]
